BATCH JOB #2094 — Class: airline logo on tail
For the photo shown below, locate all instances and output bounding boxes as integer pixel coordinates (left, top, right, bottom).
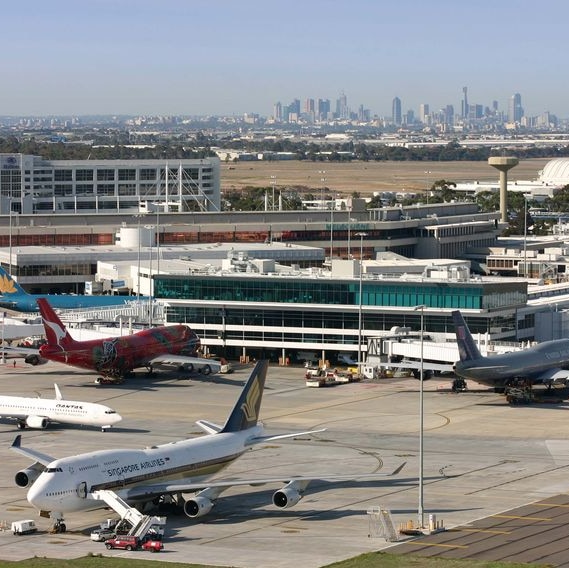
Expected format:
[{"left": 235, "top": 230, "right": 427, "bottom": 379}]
[
  {"left": 43, "top": 318, "right": 68, "bottom": 348},
  {"left": 452, "top": 310, "right": 482, "bottom": 362},
  {"left": 0, "top": 273, "right": 18, "bottom": 295},
  {"left": 241, "top": 376, "right": 262, "bottom": 423}
]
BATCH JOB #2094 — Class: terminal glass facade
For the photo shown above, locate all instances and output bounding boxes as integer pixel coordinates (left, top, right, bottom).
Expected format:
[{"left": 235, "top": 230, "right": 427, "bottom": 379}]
[
  {"left": 154, "top": 274, "right": 526, "bottom": 360},
  {"left": 154, "top": 275, "right": 527, "bottom": 311}
]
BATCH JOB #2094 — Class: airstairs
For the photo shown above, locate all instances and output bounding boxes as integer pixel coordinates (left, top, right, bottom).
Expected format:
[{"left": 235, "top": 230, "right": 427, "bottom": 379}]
[
  {"left": 91, "top": 490, "right": 166, "bottom": 539},
  {"left": 367, "top": 506, "right": 399, "bottom": 541}
]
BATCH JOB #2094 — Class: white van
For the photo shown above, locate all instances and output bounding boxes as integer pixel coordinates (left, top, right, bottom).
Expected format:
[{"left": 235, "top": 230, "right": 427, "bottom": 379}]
[{"left": 11, "top": 520, "right": 37, "bottom": 535}]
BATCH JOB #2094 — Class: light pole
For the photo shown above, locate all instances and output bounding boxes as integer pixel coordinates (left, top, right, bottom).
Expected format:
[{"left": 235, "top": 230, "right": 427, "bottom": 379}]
[
  {"left": 523, "top": 193, "right": 530, "bottom": 278},
  {"left": 270, "top": 175, "right": 277, "bottom": 211},
  {"left": 156, "top": 200, "right": 160, "bottom": 277},
  {"left": 330, "top": 202, "right": 334, "bottom": 261},
  {"left": 8, "top": 196, "right": 12, "bottom": 275},
  {"left": 318, "top": 170, "right": 326, "bottom": 209},
  {"left": 356, "top": 232, "right": 367, "bottom": 375},
  {"left": 414, "top": 304, "right": 426, "bottom": 528},
  {"left": 134, "top": 214, "right": 143, "bottom": 323},
  {"left": 424, "top": 171, "right": 432, "bottom": 204},
  {"left": 347, "top": 217, "right": 357, "bottom": 258},
  {"left": 148, "top": 224, "right": 154, "bottom": 326}
]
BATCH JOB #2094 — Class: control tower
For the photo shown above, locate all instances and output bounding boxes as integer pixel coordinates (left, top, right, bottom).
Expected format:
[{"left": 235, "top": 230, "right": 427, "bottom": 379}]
[{"left": 488, "top": 157, "right": 519, "bottom": 223}]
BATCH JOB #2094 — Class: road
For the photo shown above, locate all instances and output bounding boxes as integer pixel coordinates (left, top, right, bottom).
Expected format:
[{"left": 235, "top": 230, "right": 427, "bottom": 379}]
[{"left": 0, "top": 361, "right": 568, "bottom": 567}]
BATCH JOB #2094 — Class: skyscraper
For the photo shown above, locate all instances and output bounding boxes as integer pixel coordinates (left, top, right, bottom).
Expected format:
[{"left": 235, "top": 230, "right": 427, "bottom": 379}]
[
  {"left": 508, "top": 93, "right": 524, "bottom": 123},
  {"left": 419, "top": 103, "right": 430, "bottom": 124},
  {"left": 317, "top": 98, "right": 330, "bottom": 121},
  {"left": 304, "top": 98, "right": 315, "bottom": 114},
  {"left": 336, "top": 91, "right": 348, "bottom": 119},
  {"left": 392, "top": 96, "right": 402, "bottom": 125},
  {"left": 462, "top": 87, "right": 468, "bottom": 119},
  {"left": 444, "top": 104, "right": 454, "bottom": 126}
]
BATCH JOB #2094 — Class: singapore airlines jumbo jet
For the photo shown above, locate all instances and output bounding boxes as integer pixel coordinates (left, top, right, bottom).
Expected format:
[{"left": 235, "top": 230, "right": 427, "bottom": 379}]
[{"left": 11, "top": 360, "right": 404, "bottom": 533}]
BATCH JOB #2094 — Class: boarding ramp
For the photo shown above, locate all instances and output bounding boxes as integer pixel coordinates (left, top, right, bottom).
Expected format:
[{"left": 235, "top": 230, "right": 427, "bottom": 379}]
[
  {"left": 90, "top": 490, "right": 166, "bottom": 539},
  {"left": 57, "top": 302, "right": 165, "bottom": 326},
  {"left": 367, "top": 333, "right": 527, "bottom": 372}
]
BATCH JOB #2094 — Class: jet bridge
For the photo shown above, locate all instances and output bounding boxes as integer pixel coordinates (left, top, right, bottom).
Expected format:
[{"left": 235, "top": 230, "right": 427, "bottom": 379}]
[{"left": 366, "top": 331, "right": 525, "bottom": 375}]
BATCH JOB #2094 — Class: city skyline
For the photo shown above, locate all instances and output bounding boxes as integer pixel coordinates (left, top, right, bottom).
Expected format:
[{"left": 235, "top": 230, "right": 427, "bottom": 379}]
[{"left": 2, "top": 0, "right": 569, "bottom": 118}]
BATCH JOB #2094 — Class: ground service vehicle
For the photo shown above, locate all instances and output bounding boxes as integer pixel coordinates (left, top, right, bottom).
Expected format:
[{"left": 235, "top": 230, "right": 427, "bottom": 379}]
[
  {"left": 90, "top": 527, "right": 115, "bottom": 542},
  {"left": 104, "top": 535, "right": 163, "bottom": 552},
  {"left": 105, "top": 535, "right": 140, "bottom": 551},
  {"left": 11, "top": 520, "right": 37, "bottom": 535},
  {"left": 141, "top": 539, "right": 164, "bottom": 552}
]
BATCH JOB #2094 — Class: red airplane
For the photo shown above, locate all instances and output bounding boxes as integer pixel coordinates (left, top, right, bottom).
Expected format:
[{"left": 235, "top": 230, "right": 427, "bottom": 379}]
[{"left": 35, "top": 298, "right": 219, "bottom": 382}]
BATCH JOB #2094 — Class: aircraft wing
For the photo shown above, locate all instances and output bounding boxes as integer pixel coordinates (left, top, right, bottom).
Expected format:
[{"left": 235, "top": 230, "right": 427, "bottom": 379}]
[
  {"left": 119, "top": 462, "right": 407, "bottom": 501},
  {"left": 1, "top": 345, "right": 40, "bottom": 356},
  {"left": 533, "top": 367, "right": 569, "bottom": 383},
  {"left": 1, "top": 345, "right": 47, "bottom": 365},
  {"left": 147, "top": 354, "right": 222, "bottom": 371},
  {"left": 10, "top": 435, "right": 56, "bottom": 466}
]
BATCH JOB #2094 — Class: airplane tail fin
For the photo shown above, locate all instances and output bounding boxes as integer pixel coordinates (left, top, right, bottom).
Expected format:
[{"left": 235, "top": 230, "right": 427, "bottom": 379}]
[
  {"left": 452, "top": 310, "right": 482, "bottom": 361},
  {"left": 54, "top": 384, "right": 63, "bottom": 400},
  {"left": 37, "top": 298, "right": 78, "bottom": 349},
  {"left": 0, "top": 266, "right": 27, "bottom": 296},
  {"left": 221, "top": 360, "right": 268, "bottom": 433}
]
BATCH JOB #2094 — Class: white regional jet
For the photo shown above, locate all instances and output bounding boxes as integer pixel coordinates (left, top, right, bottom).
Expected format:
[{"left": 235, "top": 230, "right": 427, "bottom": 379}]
[
  {"left": 10, "top": 360, "right": 404, "bottom": 533},
  {"left": 0, "top": 384, "right": 122, "bottom": 431}
]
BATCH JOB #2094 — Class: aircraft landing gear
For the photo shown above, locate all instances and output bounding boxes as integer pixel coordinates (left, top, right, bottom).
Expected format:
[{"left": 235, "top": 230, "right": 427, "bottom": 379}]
[
  {"left": 451, "top": 378, "right": 467, "bottom": 393},
  {"left": 51, "top": 514, "right": 66, "bottom": 533}
]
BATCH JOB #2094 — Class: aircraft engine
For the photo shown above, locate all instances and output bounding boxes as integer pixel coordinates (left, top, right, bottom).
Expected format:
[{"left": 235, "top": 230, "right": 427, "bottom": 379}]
[
  {"left": 183, "top": 495, "right": 214, "bottom": 518},
  {"left": 24, "top": 354, "right": 47, "bottom": 366},
  {"left": 272, "top": 484, "right": 302, "bottom": 509},
  {"left": 15, "top": 463, "right": 44, "bottom": 488},
  {"left": 25, "top": 416, "right": 49, "bottom": 429}
]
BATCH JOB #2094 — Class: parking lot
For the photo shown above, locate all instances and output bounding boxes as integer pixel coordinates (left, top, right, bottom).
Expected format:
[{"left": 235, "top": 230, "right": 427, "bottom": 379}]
[{"left": 1, "top": 361, "right": 569, "bottom": 567}]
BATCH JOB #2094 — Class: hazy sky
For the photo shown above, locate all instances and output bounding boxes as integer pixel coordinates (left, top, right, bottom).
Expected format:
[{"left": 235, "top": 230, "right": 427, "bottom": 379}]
[{"left": 2, "top": 0, "right": 568, "bottom": 118}]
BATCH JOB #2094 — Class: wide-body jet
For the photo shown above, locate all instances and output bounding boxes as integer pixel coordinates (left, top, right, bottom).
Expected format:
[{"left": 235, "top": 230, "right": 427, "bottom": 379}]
[
  {"left": 453, "top": 310, "right": 569, "bottom": 388},
  {"left": 11, "top": 360, "right": 405, "bottom": 533},
  {"left": 33, "top": 298, "right": 219, "bottom": 381}
]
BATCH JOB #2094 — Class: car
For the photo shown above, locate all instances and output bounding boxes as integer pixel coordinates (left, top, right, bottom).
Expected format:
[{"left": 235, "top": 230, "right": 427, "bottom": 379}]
[
  {"left": 90, "top": 527, "right": 115, "bottom": 542},
  {"left": 141, "top": 539, "right": 164, "bottom": 553},
  {"left": 210, "top": 356, "right": 233, "bottom": 373},
  {"left": 105, "top": 535, "right": 140, "bottom": 551}
]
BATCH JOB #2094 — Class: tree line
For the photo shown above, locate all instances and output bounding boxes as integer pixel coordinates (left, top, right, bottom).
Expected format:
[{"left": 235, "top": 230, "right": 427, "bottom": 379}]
[{"left": 2, "top": 135, "right": 569, "bottom": 163}]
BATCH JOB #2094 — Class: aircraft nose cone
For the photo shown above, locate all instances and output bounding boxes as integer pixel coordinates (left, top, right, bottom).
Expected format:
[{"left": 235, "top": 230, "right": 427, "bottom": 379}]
[
  {"left": 102, "top": 411, "right": 122, "bottom": 428},
  {"left": 27, "top": 481, "right": 49, "bottom": 510}
]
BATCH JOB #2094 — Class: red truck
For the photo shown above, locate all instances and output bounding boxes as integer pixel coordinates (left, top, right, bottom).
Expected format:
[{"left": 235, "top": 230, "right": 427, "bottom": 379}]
[{"left": 105, "top": 535, "right": 164, "bottom": 552}]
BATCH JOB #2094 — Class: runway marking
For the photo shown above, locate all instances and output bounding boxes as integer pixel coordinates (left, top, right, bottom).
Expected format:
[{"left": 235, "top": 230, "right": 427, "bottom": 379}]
[
  {"left": 405, "top": 541, "right": 469, "bottom": 549},
  {"left": 492, "top": 514, "right": 551, "bottom": 521}
]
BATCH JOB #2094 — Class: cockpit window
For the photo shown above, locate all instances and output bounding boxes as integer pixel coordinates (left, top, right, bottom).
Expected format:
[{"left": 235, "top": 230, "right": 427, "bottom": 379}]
[
  {"left": 46, "top": 467, "right": 63, "bottom": 473},
  {"left": 105, "top": 410, "right": 116, "bottom": 414}
]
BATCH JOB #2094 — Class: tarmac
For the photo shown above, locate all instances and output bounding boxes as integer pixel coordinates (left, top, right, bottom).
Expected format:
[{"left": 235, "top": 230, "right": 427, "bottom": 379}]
[{"left": 1, "top": 361, "right": 569, "bottom": 567}]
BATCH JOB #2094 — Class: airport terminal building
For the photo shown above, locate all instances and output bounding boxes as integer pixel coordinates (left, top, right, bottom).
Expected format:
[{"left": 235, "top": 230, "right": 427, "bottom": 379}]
[
  {"left": 153, "top": 259, "right": 538, "bottom": 364},
  {"left": 0, "top": 153, "right": 221, "bottom": 214}
]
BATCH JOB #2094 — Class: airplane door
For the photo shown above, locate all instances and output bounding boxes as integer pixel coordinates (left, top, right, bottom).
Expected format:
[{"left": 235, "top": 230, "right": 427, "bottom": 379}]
[{"left": 76, "top": 481, "right": 87, "bottom": 499}]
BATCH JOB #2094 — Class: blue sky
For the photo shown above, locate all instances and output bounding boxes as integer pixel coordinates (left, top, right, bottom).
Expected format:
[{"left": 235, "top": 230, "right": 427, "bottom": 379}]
[{"left": 2, "top": 0, "right": 568, "bottom": 118}]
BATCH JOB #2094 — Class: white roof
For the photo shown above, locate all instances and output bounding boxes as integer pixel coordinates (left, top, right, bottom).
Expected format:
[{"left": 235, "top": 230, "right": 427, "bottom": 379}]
[{"left": 539, "top": 159, "right": 569, "bottom": 184}]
